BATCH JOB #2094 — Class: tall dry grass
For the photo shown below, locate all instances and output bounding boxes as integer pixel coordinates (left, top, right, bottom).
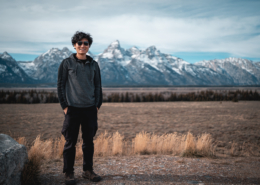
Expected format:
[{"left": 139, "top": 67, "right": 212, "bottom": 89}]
[
  {"left": 182, "top": 132, "right": 215, "bottom": 157},
  {"left": 17, "top": 135, "right": 66, "bottom": 185},
  {"left": 94, "top": 131, "right": 111, "bottom": 156},
  {"left": 17, "top": 131, "right": 216, "bottom": 161},
  {"left": 15, "top": 131, "right": 217, "bottom": 184},
  {"left": 18, "top": 136, "right": 52, "bottom": 185},
  {"left": 112, "top": 131, "right": 124, "bottom": 155},
  {"left": 54, "top": 135, "right": 66, "bottom": 158},
  {"left": 132, "top": 131, "right": 215, "bottom": 157},
  {"left": 76, "top": 131, "right": 125, "bottom": 156}
]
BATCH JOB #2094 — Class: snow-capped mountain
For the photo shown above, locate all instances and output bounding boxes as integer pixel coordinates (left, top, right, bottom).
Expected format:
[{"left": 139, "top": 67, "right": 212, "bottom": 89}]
[
  {"left": 97, "top": 41, "right": 235, "bottom": 85},
  {"left": 30, "top": 47, "right": 72, "bottom": 82},
  {"left": 1, "top": 41, "right": 260, "bottom": 86},
  {"left": 195, "top": 58, "right": 260, "bottom": 85},
  {"left": 0, "top": 52, "right": 16, "bottom": 62},
  {"left": 0, "top": 52, "right": 35, "bottom": 83},
  {"left": 17, "top": 47, "right": 96, "bottom": 83}
]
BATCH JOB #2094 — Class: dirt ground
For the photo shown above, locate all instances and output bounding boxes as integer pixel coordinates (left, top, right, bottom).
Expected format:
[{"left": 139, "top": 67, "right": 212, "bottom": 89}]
[
  {"left": 39, "top": 155, "right": 260, "bottom": 185},
  {"left": 1, "top": 102, "right": 260, "bottom": 184},
  {"left": 1, "top": 101, "right": 260, "bottom": 154}
]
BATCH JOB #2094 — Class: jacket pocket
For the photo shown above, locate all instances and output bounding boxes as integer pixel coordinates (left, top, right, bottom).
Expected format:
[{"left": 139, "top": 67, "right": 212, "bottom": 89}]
[{"left": 61, "top": 118, "right": 70, "bottom": 137}]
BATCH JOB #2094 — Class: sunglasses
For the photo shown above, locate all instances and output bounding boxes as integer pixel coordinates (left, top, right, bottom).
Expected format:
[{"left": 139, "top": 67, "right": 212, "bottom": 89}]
[{"left": 77, "top": 41, "right": 89, "bottom": 46}]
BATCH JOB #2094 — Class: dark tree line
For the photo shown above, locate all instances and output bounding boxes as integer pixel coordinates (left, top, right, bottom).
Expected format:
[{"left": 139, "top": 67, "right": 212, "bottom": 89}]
[
  {"left": 0, "top": 90, "right": 59, "bottom": 104},
  {"left": 103, "top": 90, "right": 260, "bottom": 102},
  {"left": 0, "top": 89, "right": 259, "bottom": 104}
]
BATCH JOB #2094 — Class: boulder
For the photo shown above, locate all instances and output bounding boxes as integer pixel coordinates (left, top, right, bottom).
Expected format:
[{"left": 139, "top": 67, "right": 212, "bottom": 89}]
[{"left": 0, "top": 134, "right": 28, "bottom": 185}]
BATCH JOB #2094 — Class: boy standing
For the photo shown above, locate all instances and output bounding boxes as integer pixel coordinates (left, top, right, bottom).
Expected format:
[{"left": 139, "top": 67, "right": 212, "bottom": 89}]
[{"left": 57, "top": 31, "right": 102, "bottom": 184}]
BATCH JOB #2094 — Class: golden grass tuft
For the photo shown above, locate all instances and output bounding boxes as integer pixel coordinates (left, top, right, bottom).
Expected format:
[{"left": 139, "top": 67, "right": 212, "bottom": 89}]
[
  {"left": 53, "top": 135, "right": 66, "bottom": 158},
  {"left": 94, "top": 131, "right": 111, "bottom": 156},
  {"left": 16, "top": 135, "right": 67, "bottom": 185},
  {"left": 132, "top": 131, "right": 215, "bottom": 157},
  {"left": 181, "top": 132, "right": 198, "bottom": 157},
  {"left": 196, "top": 133, "right": 215, "bottom": 157},
  {"left": 133, "top": 131, "right": 150, "bottom": 154},
  {"left": 182, "top": 132, "right": 215, "bottom": 157},
  {"left": 112, "top": 131, "right": 124, "bottom": 155},
  {"left": 20, "top": 135, "right": 53, "bottom": 185}
]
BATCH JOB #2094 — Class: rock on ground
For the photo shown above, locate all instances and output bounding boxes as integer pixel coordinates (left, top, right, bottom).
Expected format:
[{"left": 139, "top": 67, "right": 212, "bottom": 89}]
[{"left": 0, "top": 134, "right": 28, "bottom": 185}]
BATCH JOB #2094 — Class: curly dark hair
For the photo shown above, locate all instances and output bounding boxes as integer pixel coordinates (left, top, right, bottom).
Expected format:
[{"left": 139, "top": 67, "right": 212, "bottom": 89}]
[{"left": 71, "top": 31, "right": 93, "bottom": 47}]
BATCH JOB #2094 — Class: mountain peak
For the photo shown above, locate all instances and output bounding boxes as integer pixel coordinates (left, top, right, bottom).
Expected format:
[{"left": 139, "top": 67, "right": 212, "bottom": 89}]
[
  {"left": 0, "top": 51, "right": 16, "bottom": 62},
  {"left": 145, "top": 46, "right": 159, "bottom": 54},
  {"left": 108, "top": 40, "right": 121, "bottom": 49},
  {"left": 101, "top": 40, "right": 125, "bottom": 59},
  {"left": 144, "top": 45, "right": 160, "bottom": 58},
  {"left": 126, "top": 46, "right": 141, "bottom": 56},
  {"left": 42, "top": 48, "right": 59, "bottom": 56},
  {"left": 41, "top": 47, "right": 72, "bottom": 57},
  {"left": 49, "top": 48, "right": 60, "bottom": 53}
]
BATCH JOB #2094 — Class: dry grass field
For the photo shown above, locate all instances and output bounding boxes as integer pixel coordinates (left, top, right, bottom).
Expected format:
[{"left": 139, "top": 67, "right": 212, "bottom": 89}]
[
  {"left": 1, "top": 101, "right": 260, "bottom": 184},
  {"left": 1, "top": 101, "right": 260, "bottom": 156}
]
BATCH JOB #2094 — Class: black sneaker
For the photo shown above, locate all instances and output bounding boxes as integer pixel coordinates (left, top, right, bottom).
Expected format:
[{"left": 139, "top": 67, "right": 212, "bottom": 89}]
[
  {"left": 82, "top": 170, "right": 102, "bottom": 182},
  {"left": 65, "top": 172, "right": 76, "bottom": 185}
]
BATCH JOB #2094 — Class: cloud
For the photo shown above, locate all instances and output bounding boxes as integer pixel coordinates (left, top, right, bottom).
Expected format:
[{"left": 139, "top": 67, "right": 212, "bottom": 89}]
[{"left": 0, "top": 0, "right": 260, "bottom": 58}]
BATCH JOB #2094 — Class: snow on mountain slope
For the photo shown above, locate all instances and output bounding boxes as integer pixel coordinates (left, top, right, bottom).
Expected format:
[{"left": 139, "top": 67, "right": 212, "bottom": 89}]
[
  {"left": 2, "top": 41, "right": 260, "bottom": 86},
  {"left": 98, "top": 40, "right": 132, "bottom": 66},
  {"left": 0, "top": 52, "right": 16, "bottom": 62},
  {"left": 0, "top": 52, "right": 35, "bottom": 83},
  {"left": 97, "top": 41, "right": 235, "bottom": 85},
  {"left": 255, "top": 62, "right": 260, "bottom": 68},
  {"left": 195, "top": 58, "right": 260, "bottom": 85},
  {"left": 17, "top": 61, "right": 36, "bottom": 78},
  {"left": 31, "top": 47, "right": 72, "bottom": 82},
  {"left": 30, "top": 47, "right": 96, "bottom": 82}
]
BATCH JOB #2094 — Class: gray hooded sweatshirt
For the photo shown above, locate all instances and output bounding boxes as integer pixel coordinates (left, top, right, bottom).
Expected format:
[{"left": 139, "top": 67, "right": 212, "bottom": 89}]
[{"left": 57, "top": 53, "right": 102, "bottom": 110}]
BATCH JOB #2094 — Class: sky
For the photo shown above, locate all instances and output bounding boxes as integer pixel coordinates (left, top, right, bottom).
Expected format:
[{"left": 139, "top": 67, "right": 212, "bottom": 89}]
[{"left": 0, "top": 0, "right": 260, "bottom": 63}]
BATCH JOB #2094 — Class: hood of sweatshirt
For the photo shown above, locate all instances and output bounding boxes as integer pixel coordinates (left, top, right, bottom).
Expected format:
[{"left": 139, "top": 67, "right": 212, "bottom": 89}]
[
  {"left": 69, "top": 53, "right": 94, "bottom": 77},
  {"left": 69, "top": 53, "right": 94, "bottom": 64}
]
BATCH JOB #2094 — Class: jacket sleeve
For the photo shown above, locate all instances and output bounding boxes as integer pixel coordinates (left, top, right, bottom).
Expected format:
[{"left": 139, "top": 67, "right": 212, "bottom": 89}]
[
  {"left": 94, "top": 62, "right": 103, "bottom": 109},
  {"left": 57, "top": 60, "right": 69, "bottom": 110}
]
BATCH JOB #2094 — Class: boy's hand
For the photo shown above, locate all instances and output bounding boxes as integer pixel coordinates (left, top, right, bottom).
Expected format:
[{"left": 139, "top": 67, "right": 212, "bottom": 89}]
[{"left": 64, "top": 107, "right": 68, "bottom": 114}]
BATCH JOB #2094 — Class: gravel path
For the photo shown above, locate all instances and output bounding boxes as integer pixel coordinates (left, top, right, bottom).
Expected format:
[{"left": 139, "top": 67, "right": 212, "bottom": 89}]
[{"left": 39, "top": 155, "right": 260, "bottom": 185}]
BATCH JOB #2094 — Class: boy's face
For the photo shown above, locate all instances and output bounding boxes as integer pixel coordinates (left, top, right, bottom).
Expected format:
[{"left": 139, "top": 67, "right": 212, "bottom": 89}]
[{"left": 74, "top": 38, "right": 89, "bottom": 55}]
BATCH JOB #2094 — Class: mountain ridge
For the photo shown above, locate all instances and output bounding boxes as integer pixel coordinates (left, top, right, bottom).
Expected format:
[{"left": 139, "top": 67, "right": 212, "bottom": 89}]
[{"left": 1, "top": 41, "right": 260, "bottom": 86}]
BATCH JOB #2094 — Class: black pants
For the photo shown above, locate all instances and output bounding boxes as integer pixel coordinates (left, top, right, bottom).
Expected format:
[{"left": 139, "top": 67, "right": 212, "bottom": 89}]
[{"left": 61, "top": 106, "right": 98, "bottom": 173}]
